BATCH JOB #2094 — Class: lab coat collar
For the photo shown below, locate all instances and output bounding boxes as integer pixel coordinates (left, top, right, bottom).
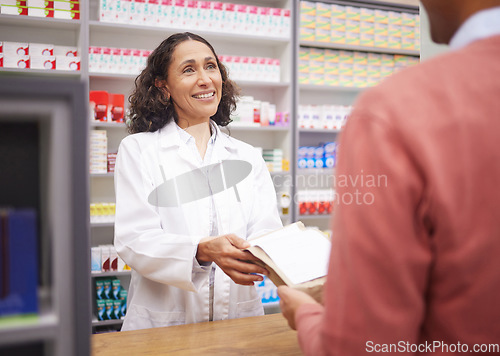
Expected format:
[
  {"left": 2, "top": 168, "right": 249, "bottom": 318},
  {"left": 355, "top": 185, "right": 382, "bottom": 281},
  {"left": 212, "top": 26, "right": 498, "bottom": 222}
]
[{"left": 158, "top": 119, "right": 236, "bottom": 162}]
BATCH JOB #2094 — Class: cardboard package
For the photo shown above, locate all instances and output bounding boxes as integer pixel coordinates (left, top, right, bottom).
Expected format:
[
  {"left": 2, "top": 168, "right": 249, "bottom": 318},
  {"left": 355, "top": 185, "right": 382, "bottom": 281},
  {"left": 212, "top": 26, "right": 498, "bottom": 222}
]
[{"left": 246, "top": 222, "right": 330, "bottom": 303}]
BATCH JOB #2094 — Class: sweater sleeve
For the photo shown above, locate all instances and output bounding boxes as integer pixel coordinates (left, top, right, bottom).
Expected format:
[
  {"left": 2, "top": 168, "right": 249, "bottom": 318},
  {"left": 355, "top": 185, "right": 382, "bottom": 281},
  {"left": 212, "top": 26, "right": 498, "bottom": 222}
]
[{"left": 294, "top": 96, "right": 433, "bottom": 355}]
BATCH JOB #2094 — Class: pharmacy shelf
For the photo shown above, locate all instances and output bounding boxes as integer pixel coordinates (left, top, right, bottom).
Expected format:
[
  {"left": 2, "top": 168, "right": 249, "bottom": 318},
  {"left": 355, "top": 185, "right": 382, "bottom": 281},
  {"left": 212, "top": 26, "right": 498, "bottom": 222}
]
[
  {"left": 89, "top": 21, "right": 290, "bottom": 46},
  {"left": 91, "top": 222, "right": 115, "bottom": 227},
  {"left": 298, "top": 128, "right": 342, "bottom": 134},
  {"left": 0, "top": 14, "right": 81, "bottom": 30},
  {"left": 235, "top": 80, "right": 291, "bottom": 89},
  {"left": 224, "top": 125, "right": 290, "bottom": 132},
  {"left": 90, "top": 172, "right": 114, "bottom": 177},
  {"left": 300, "top": 40, "right": 420, "bottom": 57},
  {"left": 297, "top": 214, "right": 331, "bottom": 220},
  {"left": 91, "top": 271, "right": 131, "bottom": 278},
  {"left": 299, "top": 84, "right": 363, "bottom": 93},
  {"left": 89, "top": 73, "right": 290, "bottom": 89},
  {"left": 92, "top": 318, "right": 123, "bottom": 327},
  {"left": 0, "top": 67, "right": 82, "bottom": 77},
  {"left": 90, "top": 121, "right": 126, "bottom": 129},
  {"left": 0, "top": 312, "right": 59, "bottom": 345},
  {"left": 297, "top": 168, "right": 335, "bottom": 175}
]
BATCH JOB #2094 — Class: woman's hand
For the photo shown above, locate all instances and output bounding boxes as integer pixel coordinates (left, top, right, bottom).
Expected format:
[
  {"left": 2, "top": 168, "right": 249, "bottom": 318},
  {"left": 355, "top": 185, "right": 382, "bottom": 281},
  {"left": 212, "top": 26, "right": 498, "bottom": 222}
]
[
  {"left": 277, "top": 286, "right": 319, "bottom": 330},
  {"left": 196, "top": 234, "right": 269, "bottom": 286}
]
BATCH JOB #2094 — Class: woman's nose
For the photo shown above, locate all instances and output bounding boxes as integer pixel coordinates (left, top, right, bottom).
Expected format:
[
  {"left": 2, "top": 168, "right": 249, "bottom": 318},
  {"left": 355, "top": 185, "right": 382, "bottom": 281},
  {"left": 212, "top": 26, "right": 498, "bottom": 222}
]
[{"left": 197, "top": 70, "right": 211, "bottom": 85}]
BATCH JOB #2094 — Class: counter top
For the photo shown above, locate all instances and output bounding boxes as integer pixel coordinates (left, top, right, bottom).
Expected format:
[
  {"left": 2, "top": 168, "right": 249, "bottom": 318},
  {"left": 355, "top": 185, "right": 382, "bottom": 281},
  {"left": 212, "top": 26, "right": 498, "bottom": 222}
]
[{"left": 92, "top": 313, "right": 302, "bottom": 355}]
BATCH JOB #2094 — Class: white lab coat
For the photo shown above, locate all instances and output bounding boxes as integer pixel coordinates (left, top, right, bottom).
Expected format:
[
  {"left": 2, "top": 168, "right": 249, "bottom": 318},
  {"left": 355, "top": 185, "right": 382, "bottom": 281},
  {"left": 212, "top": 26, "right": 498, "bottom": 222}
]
[{"left": 114, "top": 120, "right": 282, "bottom": 331}]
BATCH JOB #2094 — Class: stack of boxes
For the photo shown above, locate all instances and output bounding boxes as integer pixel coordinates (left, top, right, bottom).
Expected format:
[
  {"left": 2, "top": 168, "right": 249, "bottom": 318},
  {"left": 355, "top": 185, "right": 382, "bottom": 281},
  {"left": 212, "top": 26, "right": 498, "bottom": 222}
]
[
  {"left": 219, "top": 55, "right": 280, "bottom": 83},
  {"left": 89, "top": 90, "right": 125, "bottom": 123},
  {"left": 90, "top": 203, "right": 116, "bottom": 224},
  {"left": 91, "top": 244, "right": 129, "bottom": 273},
  {"left": 90, "top": 130, "right": 107, "bottom": 174},
  {"left": 298, "top": 142, "right": 337, "bottom": 170},
  {"left": 98, "top": 0, "right": 290, "bottom": 38},
  {"left": 297, "top": 189, "right": 335, "bottom": 216},
  {"left": 298, "top": 46, "right": 419, "bottom": 87},
  {"left": 0, "top": 0, "right": 80, "bottom": 19},
  {"left": 263, "top": 149, "right": 283, "bottom": 172},
  {"left": 298, "top": 104, "right": 352, "bottom": 130},
  {"left": 231, "top": 96, "right": 289, "bottom": 127},
  {"left": 300, "top": 1, "right": 419, "bottom": 51},
  {"left": 95, "top": 277, "right": 128, "bottom": 321},
  {"left": 0, "top": 41, "right": 80, "bottom": 71},
  {"left": 89, "top": 46, "right": 152, "bottom": 75}
]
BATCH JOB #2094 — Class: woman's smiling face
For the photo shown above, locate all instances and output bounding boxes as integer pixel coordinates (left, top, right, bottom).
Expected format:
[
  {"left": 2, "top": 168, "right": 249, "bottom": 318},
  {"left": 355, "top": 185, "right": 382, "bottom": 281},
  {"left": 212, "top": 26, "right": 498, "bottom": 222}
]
[{"left": 164, "top": 40, "right": 223, "bottom": 125}]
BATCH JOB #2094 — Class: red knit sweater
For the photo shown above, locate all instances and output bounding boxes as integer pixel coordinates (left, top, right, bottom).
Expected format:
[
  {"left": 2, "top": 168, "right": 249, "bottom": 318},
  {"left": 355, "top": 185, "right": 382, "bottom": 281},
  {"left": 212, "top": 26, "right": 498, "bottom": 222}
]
[{"left": 296, "top": 35, "right": 500, "bottom": 355}]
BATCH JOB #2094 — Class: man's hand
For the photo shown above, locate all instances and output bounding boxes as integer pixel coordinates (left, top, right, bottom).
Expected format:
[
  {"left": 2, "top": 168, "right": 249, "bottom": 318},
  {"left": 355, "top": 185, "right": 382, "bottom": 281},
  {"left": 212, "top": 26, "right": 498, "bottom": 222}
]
[
  {"left": 278, "top": 286, "right": 319, "bottom": 330},
  {"left": 197, "top": 234, "right": 268, "bottom": 286}
]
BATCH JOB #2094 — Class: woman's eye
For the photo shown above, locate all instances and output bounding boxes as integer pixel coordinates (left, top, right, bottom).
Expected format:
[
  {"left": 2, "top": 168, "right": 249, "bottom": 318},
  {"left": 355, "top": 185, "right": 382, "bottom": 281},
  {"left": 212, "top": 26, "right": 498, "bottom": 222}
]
[
  {"left": 183, "top": 67, "right": 194, "bottom": 73},
  {"left": 207, "top": 63, "right": 217, "bottom": 70}
]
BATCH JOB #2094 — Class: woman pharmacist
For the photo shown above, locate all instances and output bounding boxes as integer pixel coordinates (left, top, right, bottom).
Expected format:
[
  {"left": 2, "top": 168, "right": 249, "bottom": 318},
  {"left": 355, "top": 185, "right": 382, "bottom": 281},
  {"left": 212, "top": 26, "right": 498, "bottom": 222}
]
[{"left": 113, "top": 32, "right": 282, "bottom": 331}]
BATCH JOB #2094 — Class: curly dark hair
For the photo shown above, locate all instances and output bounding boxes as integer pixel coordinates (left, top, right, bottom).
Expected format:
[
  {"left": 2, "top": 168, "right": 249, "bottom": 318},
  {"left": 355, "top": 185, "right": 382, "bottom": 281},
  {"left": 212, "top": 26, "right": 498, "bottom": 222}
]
[{"left": 127, "top": 32, "right": 239, "bottom": 134}]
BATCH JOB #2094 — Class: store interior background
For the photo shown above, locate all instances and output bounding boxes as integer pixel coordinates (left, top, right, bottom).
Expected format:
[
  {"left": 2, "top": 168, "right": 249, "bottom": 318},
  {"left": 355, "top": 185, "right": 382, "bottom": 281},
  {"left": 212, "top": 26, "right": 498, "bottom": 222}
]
[{"left": 0, "top": 0, "right": 449, "bottom": 354}]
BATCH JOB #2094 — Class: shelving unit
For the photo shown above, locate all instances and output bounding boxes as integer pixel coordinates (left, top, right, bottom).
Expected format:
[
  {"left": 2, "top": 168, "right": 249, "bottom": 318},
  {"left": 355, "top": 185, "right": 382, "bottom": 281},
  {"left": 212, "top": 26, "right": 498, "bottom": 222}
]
[
  {"left": 0, "top": 78, "right": 90, "bottom": 355},
  {"left": 292, "top": 0, "right": 420, "bottom": 230}
]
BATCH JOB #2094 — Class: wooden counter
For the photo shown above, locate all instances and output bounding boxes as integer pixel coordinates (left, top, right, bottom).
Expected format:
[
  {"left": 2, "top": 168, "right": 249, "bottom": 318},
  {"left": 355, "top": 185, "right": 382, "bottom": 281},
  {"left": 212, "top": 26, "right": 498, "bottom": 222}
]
[{"left": 92, "top": 313, "right": 302, "bottom": 355}]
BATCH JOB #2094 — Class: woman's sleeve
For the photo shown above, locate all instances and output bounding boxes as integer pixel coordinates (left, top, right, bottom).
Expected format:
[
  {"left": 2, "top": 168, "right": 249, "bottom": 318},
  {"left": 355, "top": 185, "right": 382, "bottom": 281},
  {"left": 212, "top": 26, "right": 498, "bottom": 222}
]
[
  {"left": 113, "top": 137, "right": 210, "bottom": 292},
  {"left": 245, "top": 149, "right": 283, "bottom": 239}
]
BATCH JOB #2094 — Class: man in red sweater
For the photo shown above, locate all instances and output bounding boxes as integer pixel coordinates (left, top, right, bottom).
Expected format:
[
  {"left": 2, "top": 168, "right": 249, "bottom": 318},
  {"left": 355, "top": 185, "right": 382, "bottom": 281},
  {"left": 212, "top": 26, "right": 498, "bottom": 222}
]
[{"left": 278, "top": 1, "right": 500, "bottom": 355}]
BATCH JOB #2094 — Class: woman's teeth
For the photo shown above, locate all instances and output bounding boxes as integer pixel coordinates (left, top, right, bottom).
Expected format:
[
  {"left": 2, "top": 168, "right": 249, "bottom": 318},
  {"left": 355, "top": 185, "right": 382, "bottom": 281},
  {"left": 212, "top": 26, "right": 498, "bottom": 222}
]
[{"left": 193, "top": 92, "right": 214, "bottom": 99}]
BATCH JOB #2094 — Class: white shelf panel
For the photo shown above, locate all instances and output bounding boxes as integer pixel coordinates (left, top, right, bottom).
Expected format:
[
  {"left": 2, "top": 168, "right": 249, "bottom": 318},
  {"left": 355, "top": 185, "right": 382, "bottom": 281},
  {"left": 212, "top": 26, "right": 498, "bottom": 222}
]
[
  {"left": 225, "top": 124, "right": 290, "bottom": 132},
  {"left": 89, "top": 21, "right": 289, "bottom": 46},
  {"left": 91, "top": 271, "right": 131, "bottom": 278},
  {"left": 0, "top": 67, "right": 82, "bottom": 77},
  {"left": 300, "top": 40, "right": 420, "bottom": 57},
  {"left": 235, "top": 80, "right": 291, "bottom": 89},
  {"left": 92, "top": 318, "right": 124, "bottom": 327},
  {"left": 0, "top": 312, "right": 58, "bottom": 346},
  {"left": 0, "top": 14, "right": 81, "bottom": 30},
  {"left": 91, "top": 172, "right": 114, "bottom": 177},
  {"left": 297, "top": 214, "right": 332, "bottom": 220},
  {"left": 299, "top": 84, "right": 363, "bottom": 93},
  {"left": 90, "top": 121, "right": 127, "bottom": 129},
  {"left": 298, "top": 128, "right": 342, "bottom": 134},
  {"left": 297, "top": 168, "right": 335, "bottom": 175},
  {"left": 91, "top": 222, "right": 115, "bottom": 227}
]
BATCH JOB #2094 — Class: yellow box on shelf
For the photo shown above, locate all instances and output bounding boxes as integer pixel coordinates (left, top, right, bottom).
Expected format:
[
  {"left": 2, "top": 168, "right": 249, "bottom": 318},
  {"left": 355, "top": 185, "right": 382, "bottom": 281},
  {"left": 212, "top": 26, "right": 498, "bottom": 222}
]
[
  {"left": 345, "top": 32, "right": 360, "bottom": 46},
  {"left": 375, "top": 9, "right": 389, "bottom": 24},
  {"left": 331, "top": 4, "right": 346, "bottom": 19},
  {"left": 360, "top": 21, "right": 375, "bottom": 35},
  {"left": 309, "top": 72, "right": 325, "bottom": 85},
  {"left": 298, "top": 72, "right": 310, "bottom": 84},
  {"left": 374, "top": 35, "right": 389, "bottom": 48},
  {"left": 339, "top": 50, "right": 354, "bottom": 64},
  {"left": 331, "top": 17, "right": 346, "bottom": 32},
  {"left": 367, "top": 52, "right": 382, "bottom": 66},
  {"left": 325, "top": 49, "right": 340, "bottom": 63},
  {"left": 360, "top": 7, "right": 374, "bottom": 22},
  {"left": 345, "top": 19, "right": 360, "bottom": 33},
  {"left": 330, "top": 30, "right": 346, "bottom": 44},
  {"left": 300, "top": 27, "right": 316, "bottom": 41},
  {"left": 315, "top": 1, "right": 331, "bottom": 18},
  {"left": 324, "top": 74, "right": 339, "bottom": 86},
  {"left": 388, "top": 11, "right": 402, "bottom": 25},
  {"left": 360, "top": 33, "right": 375, "bottom": 47},
  {"left": 345, "top": 6, "right": 360, "bottom": 21}
]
